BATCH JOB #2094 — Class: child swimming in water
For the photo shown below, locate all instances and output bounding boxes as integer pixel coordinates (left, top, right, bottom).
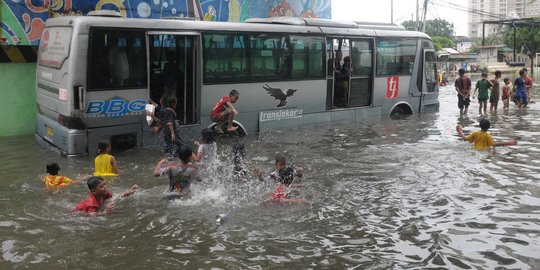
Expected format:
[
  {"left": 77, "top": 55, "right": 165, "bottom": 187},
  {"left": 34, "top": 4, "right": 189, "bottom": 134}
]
[
  {"left": 154, "top": 144, "right": 201, "bottom": 197},
  {"left": 93, "top": 141, "right": 119, "bottom": 177},
  {"left": 73, "top": 176, "right": 137, "bottom": 216},
  {"left": 256, "top": 154, "right": 306, "bottom": 203},
  {"left": 43, "top": 162, "right": 79, "bottom": 190}
]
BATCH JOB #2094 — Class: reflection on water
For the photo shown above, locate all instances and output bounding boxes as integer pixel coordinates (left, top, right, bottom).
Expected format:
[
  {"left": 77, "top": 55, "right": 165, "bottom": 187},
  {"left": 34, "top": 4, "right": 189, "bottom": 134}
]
[{"left": 1, "top": 86, "right": 540, "bottom": 268}]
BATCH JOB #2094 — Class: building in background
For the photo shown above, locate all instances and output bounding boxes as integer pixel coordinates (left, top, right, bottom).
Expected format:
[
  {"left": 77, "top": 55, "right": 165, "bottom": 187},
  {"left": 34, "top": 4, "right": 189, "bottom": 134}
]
[{"left": 468, "top": 0, "right": 540, "bottom": 38}]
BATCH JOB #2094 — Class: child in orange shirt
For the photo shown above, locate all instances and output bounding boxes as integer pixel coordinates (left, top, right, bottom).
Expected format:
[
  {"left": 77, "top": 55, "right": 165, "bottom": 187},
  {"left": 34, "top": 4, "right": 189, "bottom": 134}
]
[{"left": 43, "top": 162, "right": 79, "bottom": 190}]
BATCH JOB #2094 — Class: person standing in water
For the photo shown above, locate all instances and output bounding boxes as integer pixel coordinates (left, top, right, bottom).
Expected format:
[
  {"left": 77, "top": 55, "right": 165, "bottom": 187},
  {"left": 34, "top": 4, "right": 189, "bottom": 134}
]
[{"left": 454, "top": 68, "right": 472, "bottom": 117}]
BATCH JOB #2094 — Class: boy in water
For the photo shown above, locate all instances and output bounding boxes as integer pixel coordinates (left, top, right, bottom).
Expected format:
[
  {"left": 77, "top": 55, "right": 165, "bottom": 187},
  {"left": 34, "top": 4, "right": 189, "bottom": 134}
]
[
  {"left": 456, "top": 119, "right": 517, "bottom": 151},
  {"left": 514, "top": 69, "right": 528, "bottom": 108},
  {"left": 455, "top": 68, "right": 472, "bottom": 116},
  {"left": 192, "top": 128, "right": 217, "bottom": 164},
  {"left": 472, "top": 72, "right": 492, "bottom": 115},
  {"left": 163, "top": 95, "right": 184, "bottom": 155},
  {"left": 501, "top": 78, "right": 511, "bottom": 110},
  {"left": 94, "top": 141, "right": 119, "bottom": 177},
  {"left": 211, "top": 90, "right": 239, "bottom": 133},
  {"left": 73, "top": 177, "right": 138, "bottom": 216},
  {"left": 256, "top": 154, "right": 306, "bottom": 203},
  {"left": 489, "top": 70, "right": 501, "bottom": 113},
  {"left": 44, "top": 162, "right": 79, "bottom": 190},
  {"left": 154, "top": 145, "right": 200, "bottom": 196}
]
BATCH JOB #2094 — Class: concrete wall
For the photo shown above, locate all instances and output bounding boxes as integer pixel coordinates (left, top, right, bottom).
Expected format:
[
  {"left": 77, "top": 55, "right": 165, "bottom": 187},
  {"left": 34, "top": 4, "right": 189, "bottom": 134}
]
[{"left": 0, "top": 63, "right": 36, "bottom": 137}]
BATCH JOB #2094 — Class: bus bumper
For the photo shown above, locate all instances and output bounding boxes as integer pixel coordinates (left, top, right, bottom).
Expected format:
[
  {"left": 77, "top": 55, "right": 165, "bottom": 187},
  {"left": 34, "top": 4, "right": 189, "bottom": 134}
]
[{"left": 35, "top": 113, "right": 87, "bottom": 156}]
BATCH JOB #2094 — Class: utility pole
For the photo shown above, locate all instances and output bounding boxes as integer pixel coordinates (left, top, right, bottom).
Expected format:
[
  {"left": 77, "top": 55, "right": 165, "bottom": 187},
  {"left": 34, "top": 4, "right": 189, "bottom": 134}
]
[
  {"left": 416, "top": 0, "right": 420, "bottom": 30},
  {"left": 421, "top": 0, "right": 429, "bottom": 32},
  {"left": 391, "top": 0, "right": 394, "bottom": 24}
]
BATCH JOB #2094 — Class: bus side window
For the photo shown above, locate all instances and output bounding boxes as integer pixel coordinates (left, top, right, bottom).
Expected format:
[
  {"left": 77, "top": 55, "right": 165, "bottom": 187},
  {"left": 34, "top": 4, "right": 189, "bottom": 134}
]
[
  {"left": 376, "top": 39, "right": 417, "bottom": 77},
  {"left": 88, "top": 29, "right": 147, "bottom": 90}
]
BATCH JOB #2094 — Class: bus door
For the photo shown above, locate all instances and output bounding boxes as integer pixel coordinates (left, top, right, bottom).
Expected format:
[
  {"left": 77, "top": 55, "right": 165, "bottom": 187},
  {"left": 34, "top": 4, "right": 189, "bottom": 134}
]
[
  {"left": 420, "top": 49, "right": 439, "bottom": 111},
  {"left": 349, "top": 39, "right": 373, "bottom": 107},
  {"left": 148, "top": 33, "right": 200, "bottom": 125},
  {"left": 326, "top": 38, "right": 350, "bottom": 109}
]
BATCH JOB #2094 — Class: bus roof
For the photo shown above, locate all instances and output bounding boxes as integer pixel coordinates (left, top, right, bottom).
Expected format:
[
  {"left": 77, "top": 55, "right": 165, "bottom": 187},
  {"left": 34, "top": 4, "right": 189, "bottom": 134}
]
[{"left": 45, "top": 16, "right": 430, "bottom": 39}]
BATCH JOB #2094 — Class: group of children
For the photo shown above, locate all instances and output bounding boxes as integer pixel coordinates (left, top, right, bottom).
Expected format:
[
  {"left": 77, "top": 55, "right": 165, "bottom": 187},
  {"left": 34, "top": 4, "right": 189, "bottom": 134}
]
[
  {"left": 44, "top": 128, "right": 305, "bottom": 216},
  {"left": 455, "top": 68, "right": 534, "bottom": 116}
]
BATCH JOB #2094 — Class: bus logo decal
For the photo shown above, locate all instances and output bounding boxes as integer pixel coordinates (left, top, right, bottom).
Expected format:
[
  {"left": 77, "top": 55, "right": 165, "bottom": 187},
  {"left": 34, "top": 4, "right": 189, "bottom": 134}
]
[
  {"left": 86, "top": 97, "right": 146, "bottom": 118},
  {"left": 263, "top": 83, "right": 297, "bottom": 107},
  {"left": 386, "top": 76, "right": 399, "bottom": 99}
]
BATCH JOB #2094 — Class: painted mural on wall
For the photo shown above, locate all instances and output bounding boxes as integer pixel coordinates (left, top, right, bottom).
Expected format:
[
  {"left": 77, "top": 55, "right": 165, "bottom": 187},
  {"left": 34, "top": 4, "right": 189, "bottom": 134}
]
[{"left": 1, "top": 0, "right": 331, "bottom": 46}]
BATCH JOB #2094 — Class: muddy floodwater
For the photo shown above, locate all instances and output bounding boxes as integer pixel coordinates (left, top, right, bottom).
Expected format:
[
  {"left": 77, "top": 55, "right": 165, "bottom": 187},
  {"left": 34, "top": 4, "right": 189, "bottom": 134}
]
[{"left": 1, "top": 84, "right": 539, "bottom": 269}]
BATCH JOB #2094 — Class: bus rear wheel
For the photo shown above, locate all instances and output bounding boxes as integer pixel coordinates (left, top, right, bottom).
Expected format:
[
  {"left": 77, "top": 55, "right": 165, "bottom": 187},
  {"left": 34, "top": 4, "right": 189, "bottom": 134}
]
[
  {"left": 208, "top": 121, "right": 247, "bottom": 137},
  {"left": 390, "top": 105, "right": 413, "bottom": 119}
]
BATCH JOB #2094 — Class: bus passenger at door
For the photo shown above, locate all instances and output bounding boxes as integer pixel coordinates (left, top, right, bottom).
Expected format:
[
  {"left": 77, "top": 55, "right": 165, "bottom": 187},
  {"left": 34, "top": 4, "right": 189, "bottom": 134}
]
[
  {"left": 211, "top": 90, "right": 239, "bottom": 133},
  {"left": 163, "top": 96, "right": 184, "bottom": 155},
  {"left": 341, "top": 56, "right": 352, "bottom": 106}
]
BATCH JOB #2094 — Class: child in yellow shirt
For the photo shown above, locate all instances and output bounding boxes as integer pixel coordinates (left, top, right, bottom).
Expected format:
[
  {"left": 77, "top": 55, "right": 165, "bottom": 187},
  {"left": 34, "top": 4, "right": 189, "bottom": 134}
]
[
  {"left": 456, "top": 119, "right": 517, "bottom": 150},
  {"left": 93, "top": 141, "right": 119, "bottom": 176}
]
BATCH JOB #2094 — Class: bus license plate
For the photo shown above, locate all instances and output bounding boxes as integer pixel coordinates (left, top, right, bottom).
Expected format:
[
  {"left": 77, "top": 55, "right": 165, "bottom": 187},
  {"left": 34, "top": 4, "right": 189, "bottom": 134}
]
[{"left": 47, "top": 126, "right": 54, "bottom": 137}]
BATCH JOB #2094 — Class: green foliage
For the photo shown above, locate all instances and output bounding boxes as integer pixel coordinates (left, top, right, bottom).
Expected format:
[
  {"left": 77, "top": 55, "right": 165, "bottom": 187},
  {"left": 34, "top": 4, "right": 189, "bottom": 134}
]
[
  {"left": 503, "top": 26, "right": 540, "bottom": 58},
  {"left": 432, "top": 36, "right": 455, "bottom": 51},
  {"left": 401, "top": 19, "right": 455, "bottom": 38}
]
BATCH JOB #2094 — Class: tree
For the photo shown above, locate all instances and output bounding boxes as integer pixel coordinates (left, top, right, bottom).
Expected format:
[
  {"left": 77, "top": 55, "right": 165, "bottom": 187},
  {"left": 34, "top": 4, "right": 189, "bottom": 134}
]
[
  {"left": 503, "top": 25, "right": 540, "bottom": 66},
  {"left": 401, "top": 19, "right": 455, "bottom": 38},
  {"left": 432, "top": 36, "right": 455, "bottom": 51},
  {"left": 401, "top": 20, "right": 417, "bottom": 31}
]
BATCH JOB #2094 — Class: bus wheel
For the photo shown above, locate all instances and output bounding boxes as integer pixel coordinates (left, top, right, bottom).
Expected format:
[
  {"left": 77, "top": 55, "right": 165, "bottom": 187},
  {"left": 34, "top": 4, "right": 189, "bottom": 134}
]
[
  {"left": 390, "top": 105, "right": 412, "bottom": 119},
  {"left": 208, "top": 121, "right": 247, "bottom": 137}
]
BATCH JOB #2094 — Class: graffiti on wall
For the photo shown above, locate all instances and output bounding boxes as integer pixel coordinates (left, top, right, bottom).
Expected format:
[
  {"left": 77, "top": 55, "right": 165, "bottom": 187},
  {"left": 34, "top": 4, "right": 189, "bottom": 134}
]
[{"left": 1, "top": 0, "right": 331, "bottom": 46}]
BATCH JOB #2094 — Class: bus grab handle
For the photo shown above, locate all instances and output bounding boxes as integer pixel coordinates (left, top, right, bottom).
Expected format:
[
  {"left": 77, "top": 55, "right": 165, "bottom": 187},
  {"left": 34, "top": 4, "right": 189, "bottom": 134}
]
[{"left": 78, "top": 86, "right": 84, "bottom": 111}]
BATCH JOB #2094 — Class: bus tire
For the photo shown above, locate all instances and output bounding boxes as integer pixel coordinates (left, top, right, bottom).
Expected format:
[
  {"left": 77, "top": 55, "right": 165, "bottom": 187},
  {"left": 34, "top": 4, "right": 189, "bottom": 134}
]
[
  {"left": 208, "top": 121, "right": 248, "bottom": 137},
  {"left": 390, "top": 104, "right": 413, "bottom": 118}
]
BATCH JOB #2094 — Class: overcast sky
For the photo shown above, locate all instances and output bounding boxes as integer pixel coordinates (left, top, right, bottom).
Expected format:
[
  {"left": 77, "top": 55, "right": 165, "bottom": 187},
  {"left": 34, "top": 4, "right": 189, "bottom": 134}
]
[{"left": 332, "top": 0, "right": 469, "bottom": 36}]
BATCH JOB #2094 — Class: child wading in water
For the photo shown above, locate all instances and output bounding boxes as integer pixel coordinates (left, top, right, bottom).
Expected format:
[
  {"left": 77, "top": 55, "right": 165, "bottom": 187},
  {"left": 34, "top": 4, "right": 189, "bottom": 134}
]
[
  {"left": 256, "top": 154, "right": 306, "bottom": 203},
  {"left": 154, "top": 145, "right": 201, "bottom": 197},
  {"left": 93, "top": 141, "right": 119, "bottom": 177},
  {"left": 473, "top": 72, "right": 492, "bottom": 115},
  {"left": 489, "top": 70, "right": 501, "bottom": 113},
  {"left": 43, "top": 162, "right": 79, "bottom": 190},
  {"left": 456, "top": 119, "right": 517, "bottom": 150},
  {"left": 163, "top": 96, "right": 184, "bottom": 155},
  {"left": 501, "top": 78, "right": 511, "bottom": 110},
  {"left": 193, "top": 128, "right": 217, "bottom": 164},
  {"left": 73, "top": 176, "right": 137, "bottom": 216}
]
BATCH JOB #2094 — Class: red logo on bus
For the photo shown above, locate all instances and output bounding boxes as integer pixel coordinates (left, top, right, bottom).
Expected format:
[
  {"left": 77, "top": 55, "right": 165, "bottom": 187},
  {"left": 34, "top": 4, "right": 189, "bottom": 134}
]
[{"left": 386, "top": 76, "right": 399, "bottom": 99}]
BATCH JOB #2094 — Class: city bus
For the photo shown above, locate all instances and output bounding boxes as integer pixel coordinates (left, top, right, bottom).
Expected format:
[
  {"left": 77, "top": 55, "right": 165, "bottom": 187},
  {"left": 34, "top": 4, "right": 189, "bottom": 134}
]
[{"left": 35, "top": 12, "right": 439, "bottom": 156}]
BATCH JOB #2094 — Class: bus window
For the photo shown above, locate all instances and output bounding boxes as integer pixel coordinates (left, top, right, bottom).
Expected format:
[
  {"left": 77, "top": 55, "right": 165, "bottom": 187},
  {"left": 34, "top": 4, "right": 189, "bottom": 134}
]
[
  {"left": 376, "top": 39, "right": 417, "bottom": 76},
  {"left": 38, "top": 27, "right": 73, "bottom": 69},
  {"left": 203, "top": 33, "right": 248, "bottom": 84},
  {"left": 88, "top": 29, "right": 147, "bottom": 90},
  {"left": 291, "top": 36, "right": 324, "bottom": 80},
  {"left": 250, "top": 34, "right": 290, "bottom": 81}
]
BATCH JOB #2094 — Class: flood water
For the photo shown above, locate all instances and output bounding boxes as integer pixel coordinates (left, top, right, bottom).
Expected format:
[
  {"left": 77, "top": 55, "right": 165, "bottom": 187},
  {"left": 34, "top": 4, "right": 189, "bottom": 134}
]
[{"left": 1, "top": 84, "right": 540, "bottom": 269}]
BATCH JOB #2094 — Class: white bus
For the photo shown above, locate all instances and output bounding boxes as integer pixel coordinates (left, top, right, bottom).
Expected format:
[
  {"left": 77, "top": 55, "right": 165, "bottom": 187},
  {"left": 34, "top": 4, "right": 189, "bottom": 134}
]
[{"left": 35, "top": 12, "right": 439, "bottom": 155}]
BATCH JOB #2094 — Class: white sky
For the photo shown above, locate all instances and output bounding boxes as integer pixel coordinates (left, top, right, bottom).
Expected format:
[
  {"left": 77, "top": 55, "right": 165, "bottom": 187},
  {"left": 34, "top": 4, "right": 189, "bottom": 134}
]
[{"left": 332, "top": 0, "right": 469, "bottom": 36}]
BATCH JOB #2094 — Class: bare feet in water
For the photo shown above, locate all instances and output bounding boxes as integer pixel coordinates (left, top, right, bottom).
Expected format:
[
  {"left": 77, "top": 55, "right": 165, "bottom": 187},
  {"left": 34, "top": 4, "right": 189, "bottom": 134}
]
[{"left": 227, "top": 126, "right": 238, "bottom": 132}]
